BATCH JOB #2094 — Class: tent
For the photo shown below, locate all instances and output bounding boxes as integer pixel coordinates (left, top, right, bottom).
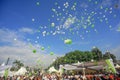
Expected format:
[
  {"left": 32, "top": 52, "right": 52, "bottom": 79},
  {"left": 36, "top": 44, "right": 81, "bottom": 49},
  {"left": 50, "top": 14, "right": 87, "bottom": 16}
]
[
  {"left": 48, "top": 66, "right": 58, "bottom": 73},
  {"left": 59, "top": 61, "right": 107, "bottom": 74},
  {"left": 0, "top": 69, "right": 14, "bottom": 77},
  {"left": 0, "top": 65, "right": 12, "bottom": 72},
  {"left": 15, "top": 67, "right": 27, "bottom": 75},
  {"left": 0, "top": 64, "right": 12, "bottom": 76},
  {"left": 115, "top": 64, "right": 120, "bottom": 68}
]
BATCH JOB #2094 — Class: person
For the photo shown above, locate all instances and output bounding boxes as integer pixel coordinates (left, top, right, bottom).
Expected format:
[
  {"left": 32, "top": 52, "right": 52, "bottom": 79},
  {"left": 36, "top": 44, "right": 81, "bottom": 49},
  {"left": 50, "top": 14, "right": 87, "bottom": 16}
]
[
  {"left": 116, "top": 74, "right": 120, "bottom": 80},
  {"left": 109, "top": 73, "right": 114, "bottom": 80},
  {"left": 101, "top": 73, "right": 110, "bottom": 80}
]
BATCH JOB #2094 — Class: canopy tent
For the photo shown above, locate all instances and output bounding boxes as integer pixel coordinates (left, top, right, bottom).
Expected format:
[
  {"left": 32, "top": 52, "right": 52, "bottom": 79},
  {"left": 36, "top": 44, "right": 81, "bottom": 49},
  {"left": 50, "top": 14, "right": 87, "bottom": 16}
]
[
  {"left": 1, "top": 71, "right": 15, "bottom": 77},
  {"left": 0, "top": 69, "right": 15, "bottom": 77},
  {"left": 0, "top": 64, "right": 12, "bottom": 76},
  {"left": 88, "top": 65, "right": 105, "bottom": 70},
  {"left": 60, "top": 61, "right": 107, "bottom": 72},
  {"left": 71, "top": 61, "right": 106, "bottom": 68},
  {"left": 115, "top": 64, "right": 120, "bottom": 68},
  {"left": 15, "top": 67, "right": 27, "bottom": 75},
  {"left": 0, "top": 65, "right": 12, "bottom": 72},
  {"left": 62, "top": 64, "right": 83, "bottom": 70},
  {"left": 48, "top": 66, "right": 58, "bottom": 73}
]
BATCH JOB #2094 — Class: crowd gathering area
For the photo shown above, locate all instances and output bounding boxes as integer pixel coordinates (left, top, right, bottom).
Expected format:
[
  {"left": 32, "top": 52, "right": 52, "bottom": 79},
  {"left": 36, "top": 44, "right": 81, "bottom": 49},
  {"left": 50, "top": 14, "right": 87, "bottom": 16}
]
[
  {"left": 0, "top": 69, "right": 120, "bottom": 80},
  {"left": 1, "top": 60, "right": 120, "bottom": 80}
]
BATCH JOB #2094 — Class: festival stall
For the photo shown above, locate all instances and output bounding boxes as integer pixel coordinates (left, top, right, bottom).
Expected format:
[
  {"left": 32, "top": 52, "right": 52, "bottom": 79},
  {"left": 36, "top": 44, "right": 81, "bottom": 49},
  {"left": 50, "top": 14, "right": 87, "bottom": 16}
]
[
  {"left": 48, "top": 66, "right": 58, "bottom": 73},
  {"left": 14, "top": 67, "right": 27, "bottom": 75}
]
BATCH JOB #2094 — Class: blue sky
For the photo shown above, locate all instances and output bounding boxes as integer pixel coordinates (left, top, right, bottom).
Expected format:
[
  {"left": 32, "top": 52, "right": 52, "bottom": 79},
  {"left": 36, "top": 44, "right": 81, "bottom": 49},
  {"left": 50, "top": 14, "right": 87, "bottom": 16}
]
[{"left": 0, "top": 0, "right": 120, "bottom": 66}]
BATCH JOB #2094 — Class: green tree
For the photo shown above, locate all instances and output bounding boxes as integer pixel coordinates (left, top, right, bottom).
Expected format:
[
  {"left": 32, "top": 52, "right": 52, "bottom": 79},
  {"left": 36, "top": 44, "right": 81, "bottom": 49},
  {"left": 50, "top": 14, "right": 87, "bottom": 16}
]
[
  {"left": 12, "top": 60, "right": 24, "bottom": 71},
  {"left": 103, "top": 51, "right": 116, "bottom": 62},
  {"left": 48, "top": 49, "right": 117, "bottom": 70},
  {"left": 50, "top": 50, "right": 96, "bottom": 69},
  {"left": 91, "top": 47, "right": 103, "bottom": 61}
]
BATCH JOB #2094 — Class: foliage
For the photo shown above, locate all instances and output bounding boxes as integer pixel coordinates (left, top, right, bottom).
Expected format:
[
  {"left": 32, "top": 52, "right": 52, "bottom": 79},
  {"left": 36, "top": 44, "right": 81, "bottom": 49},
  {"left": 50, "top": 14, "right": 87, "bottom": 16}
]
[
  {"left": 103, "top": 51, "right": 117, "bottom": 62},
  {"left": 10, "top": 60, "right": 24, "bottom": 71},
  {"left": 49, "top": 48, "right": 117, "bottom": 69},
  {"left": 91, "top": 47, "right": 103, "bottom": 61}
]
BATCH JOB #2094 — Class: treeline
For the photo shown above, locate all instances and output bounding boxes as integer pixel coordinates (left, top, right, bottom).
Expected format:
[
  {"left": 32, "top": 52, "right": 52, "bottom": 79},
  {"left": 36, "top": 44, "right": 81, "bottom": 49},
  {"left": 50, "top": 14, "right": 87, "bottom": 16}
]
[{"left": 49, "top": 47, "right": 116, "bottom": 69}]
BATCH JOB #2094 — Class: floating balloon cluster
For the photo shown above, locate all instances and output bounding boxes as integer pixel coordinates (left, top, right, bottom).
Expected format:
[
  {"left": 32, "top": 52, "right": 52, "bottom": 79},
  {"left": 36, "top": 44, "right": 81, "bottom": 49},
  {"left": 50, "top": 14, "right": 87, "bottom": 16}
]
[{"left": 24, "top": 0, "right": 120, "bottom": 55}]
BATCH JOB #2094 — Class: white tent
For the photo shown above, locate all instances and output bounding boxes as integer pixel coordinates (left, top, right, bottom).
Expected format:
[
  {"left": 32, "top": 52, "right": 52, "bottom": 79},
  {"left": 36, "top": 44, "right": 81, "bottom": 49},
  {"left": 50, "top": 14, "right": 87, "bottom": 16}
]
[
  {"left": 115, "top": 64, "right": 120, "bottom": 68},
  {"left": 0, "top": 65, "right": 12, "bottom": 72},
  {"left": 0, "top": 69, "right": 14, "bottom": 77},
  {"left": 0, "top": 65, "right": 12, "bottom": 76},
  {"left": 48, "top": 66, "right": 58, "bottom": 73},
  {"left": 15, "top": 67, "right": 27, "bottom": 75},
  {"left": 61, "top": 64, "right": 83, "bottom": 70}
]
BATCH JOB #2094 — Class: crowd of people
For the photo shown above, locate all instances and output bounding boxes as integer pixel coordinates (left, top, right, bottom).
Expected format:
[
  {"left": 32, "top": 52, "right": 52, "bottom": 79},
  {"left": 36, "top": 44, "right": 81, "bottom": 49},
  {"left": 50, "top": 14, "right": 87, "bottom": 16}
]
[{"left": 0, "top": 72, "right": 120, "bottom": 80}]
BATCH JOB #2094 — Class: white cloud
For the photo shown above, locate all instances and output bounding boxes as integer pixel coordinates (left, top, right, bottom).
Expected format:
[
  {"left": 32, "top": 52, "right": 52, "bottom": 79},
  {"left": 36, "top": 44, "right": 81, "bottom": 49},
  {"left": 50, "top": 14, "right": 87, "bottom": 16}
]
[
  {"left": 0, "top": 29, "right": 23, "bottom": 43},
  {"left": 0, "top": 28, "right": 58, "bottom": 68},
  {"left": 19, "top": 27, "right": 34, "bottom": 34},
  {"left": 0, "top": 46, "right": 58, "bottom": 68}
]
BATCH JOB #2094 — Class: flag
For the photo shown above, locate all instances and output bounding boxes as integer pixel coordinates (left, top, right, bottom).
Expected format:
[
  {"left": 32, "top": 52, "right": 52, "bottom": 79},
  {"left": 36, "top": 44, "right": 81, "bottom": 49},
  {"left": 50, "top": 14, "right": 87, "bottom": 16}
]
[
  {"left": 4, "top": 69, "right": 9, "bottom": 80},
  {"left": 105, "top": 59, "right": 116, "bottom": 73}
]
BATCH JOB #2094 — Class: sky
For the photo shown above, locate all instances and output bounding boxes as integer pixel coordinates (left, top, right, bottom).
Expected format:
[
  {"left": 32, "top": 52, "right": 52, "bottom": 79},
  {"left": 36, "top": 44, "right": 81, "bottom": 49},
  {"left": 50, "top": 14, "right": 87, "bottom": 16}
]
[{"left": 0, "top": 0, "right": 120, "bottom": 67}]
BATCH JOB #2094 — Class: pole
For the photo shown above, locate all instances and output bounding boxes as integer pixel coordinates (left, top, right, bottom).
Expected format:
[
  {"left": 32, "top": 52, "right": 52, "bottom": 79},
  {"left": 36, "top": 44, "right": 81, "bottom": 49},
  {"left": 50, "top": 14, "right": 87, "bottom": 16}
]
[{"left": 82, "top": 62, "right": 86, "bottom": 80}]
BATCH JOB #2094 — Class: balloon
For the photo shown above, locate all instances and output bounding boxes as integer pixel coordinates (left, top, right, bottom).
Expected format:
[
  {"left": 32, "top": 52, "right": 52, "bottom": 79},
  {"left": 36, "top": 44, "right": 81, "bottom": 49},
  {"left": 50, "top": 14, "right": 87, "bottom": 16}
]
[
  {"left": 37, "top": 36, "right": 39, "bottom": 39},
  {"left": 36, "top": 2, "right": 40, "bottom": 6},
  {"left": 64, "top": 2, "right": 69, "bottom": 8},
  {"left": 41, "top": 47, "right": 45, "bottom": 50},
  {"left": 64, "top": 39, "right": 72, "bottom": 44},
  {"left": 50, "top": 52, "right": 54, "bottom": 55},
  {"left": 91, "top": 24, "right": 95, "bottom": 28},
  {"left": 32, "top": 18, "right": 35, "bottom": 22},
  {"left": 51, "top": 22, "right": 55, "bottom": 27},
  {"left": 100, "top": 6, "right": 103, "bottom": 9},
  {"left": 33, "top": 49, "right": 36, "bottom": 53}
]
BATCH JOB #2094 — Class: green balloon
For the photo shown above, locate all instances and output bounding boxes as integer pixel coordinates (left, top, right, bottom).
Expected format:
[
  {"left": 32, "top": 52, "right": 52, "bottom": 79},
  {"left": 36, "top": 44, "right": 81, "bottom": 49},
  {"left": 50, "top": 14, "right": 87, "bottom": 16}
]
[
  {"left": 64, "top": 39, "right": 72, "bottom": 44},
  {"left": 74, "top": 2, "right": 77, "bottom": 5},
  {"left": 91, "top": 24, "right": 95, "bottom": 28},
  {"left": 100, "top": 6, "right": 103, "bottom": 9},
  {"left": 50, "top": 52, "right": 54, "bottom": 55},
  {"left": 41, "top": 47, "right": 45, "bottom": 50},
  {"left": 33, "top": 49, "right": 36, "bottom": 53}
]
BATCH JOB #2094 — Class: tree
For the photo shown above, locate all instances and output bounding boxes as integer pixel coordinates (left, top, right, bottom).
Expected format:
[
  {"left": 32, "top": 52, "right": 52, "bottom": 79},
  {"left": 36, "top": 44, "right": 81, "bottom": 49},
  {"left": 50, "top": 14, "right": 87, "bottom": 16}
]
[
  {"left": 84, "top": 51, "right": 93, "bottom": 61},
  {"left": 48, "top": 48, "right": 117, "bottom": 69},
  {"left": 91, "top": 47, "right": 103, "bottom": 61},
  {"left": 50, "top": 50, "right": 97, "bottom": 69},
  {"left": 12, "top": 60, "right": 24, "bottom": 71},
  {"left": 103, "top": 51, "right": 117, "bottom": 62}
]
